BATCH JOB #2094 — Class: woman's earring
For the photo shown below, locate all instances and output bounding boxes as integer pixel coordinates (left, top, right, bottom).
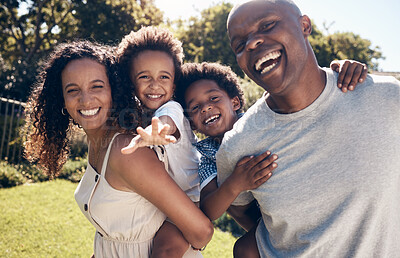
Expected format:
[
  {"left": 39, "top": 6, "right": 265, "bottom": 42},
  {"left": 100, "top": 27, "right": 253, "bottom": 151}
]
[{"left": 61, "top": 107, "right": 67, "bottom": 116}]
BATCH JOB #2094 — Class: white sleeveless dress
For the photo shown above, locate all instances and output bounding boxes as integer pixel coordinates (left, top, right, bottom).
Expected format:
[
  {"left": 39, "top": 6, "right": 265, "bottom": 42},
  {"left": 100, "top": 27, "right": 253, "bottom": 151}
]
[{"left": 75, "top": 133, "right": 203, "bottom": 257}]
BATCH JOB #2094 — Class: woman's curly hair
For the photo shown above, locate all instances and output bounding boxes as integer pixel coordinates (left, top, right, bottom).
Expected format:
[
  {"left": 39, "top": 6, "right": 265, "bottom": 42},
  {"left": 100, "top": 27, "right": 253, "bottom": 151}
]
[
  {"left": 23, "top": 40, "right": 140, "bottom": 177},
  {"left": 175, "top": 62, "right": 245, "bottom": 115},
  {"left": 116, "top": 25, "right": 184, "bottom": 93}
]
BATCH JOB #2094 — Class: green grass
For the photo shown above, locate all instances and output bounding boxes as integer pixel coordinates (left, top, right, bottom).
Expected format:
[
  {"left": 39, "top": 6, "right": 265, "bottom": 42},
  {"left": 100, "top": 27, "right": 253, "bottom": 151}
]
[{"left": 0, "top": 180, "right": 236, "bottom": 257}]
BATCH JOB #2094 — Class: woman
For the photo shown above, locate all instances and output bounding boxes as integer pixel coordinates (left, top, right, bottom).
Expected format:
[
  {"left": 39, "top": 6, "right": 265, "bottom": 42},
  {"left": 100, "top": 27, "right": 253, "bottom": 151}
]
[{"left": 24, "top": 40, "right": 213, "bottom": 257}]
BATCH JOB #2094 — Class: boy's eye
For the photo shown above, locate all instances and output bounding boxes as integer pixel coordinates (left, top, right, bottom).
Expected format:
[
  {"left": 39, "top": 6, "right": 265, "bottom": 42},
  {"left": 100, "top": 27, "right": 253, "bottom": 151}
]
[{"left": 191, "top": 105, "right": 199, "bottom": 112}]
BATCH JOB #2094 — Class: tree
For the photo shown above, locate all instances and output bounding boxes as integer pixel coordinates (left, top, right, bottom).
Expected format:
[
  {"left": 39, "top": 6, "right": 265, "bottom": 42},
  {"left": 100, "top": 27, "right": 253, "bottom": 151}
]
[
  {"left": 309, "top": 22, "right": 383, "bottom": 70},
  {"left": 0, "top": 0, "right": 163, "bottom": 100},
  {"left": 173, "top": 2, "right": 243, "bottom": 76}
]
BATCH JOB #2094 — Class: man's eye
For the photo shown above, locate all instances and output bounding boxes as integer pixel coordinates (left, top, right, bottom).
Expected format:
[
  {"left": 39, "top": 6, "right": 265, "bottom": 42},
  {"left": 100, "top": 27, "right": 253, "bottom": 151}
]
[
  {"left": 234, "top": 42, "right": 245, "bottom": 54},
  {"left": 261, "top": 21, "right": 276, "bottom": 31}
]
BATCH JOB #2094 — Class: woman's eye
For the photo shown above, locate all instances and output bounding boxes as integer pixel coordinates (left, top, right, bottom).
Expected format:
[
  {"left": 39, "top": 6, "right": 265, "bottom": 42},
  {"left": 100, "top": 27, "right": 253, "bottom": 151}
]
[
  {"left": 67, "top": 89, "right": 78, "bottom": 93},
  {"left": 93, "top": 85, "right": 103, "bottom": 89},
  {"left": 161, "top": 75, "right": 170, "bottom": 79},
  {"left": 138, "top": 75, "right": 149, "bottom": 79}
]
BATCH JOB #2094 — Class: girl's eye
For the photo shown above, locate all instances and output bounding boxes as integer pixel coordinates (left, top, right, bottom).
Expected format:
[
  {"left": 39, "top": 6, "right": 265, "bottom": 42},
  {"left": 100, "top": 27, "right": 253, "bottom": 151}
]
[{"left": 211, "top": 96, "right": 219, "bottom": 101}]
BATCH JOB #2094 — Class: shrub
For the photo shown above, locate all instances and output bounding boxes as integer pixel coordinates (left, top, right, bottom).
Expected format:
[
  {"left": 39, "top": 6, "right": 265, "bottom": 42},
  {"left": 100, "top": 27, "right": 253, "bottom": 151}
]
[
  {"left": 0, "top": 161, "right": 26, "bottom": 187},
  {"left": 213, "top": 212, "right": 246, "bottom": 237},
  {"left": 58, "top": 157, "right": 87, "bottom": 183}
]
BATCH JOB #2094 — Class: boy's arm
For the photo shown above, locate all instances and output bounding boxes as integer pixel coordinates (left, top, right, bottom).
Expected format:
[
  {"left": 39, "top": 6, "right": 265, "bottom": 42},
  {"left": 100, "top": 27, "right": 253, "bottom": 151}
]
[
  {"left": 200, "top": 151, "right": 277, "bottom": 221},
  {"left": 227, "top": 200, "right": 261, "bottom": 231},
  {"left": 121, "top": 117, "right": 176, "bottom": 154},
  {"left": 331, "top": 59, "right": 368, "bottom": 92}
]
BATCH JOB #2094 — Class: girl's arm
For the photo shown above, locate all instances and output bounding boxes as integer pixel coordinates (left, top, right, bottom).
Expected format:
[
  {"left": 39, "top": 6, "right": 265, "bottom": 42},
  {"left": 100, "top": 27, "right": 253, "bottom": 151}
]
[
  {"left": 110, "top": 135, "right": 213, "bottom": 249},
  {"left": 200, "top": 151, "right": 277, "bottom": 221},
  {"left": 331, "top": 59, "right": 368, "bottom": 92},
  {"left": 121, "top": 117, "right": 177, "bottom": 154}
]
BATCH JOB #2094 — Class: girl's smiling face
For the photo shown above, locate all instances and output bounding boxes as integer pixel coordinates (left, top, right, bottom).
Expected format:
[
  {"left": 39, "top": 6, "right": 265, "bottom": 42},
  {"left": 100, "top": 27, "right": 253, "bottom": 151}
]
[
  {"left": 130, "top": 50, "right": 175, "bottom": 110},
  {"left": 61, "top": 58, "right": 112, "bottom": 132},
  {"left": 185, "top": 79, "right": 240, "bottom": 139}
]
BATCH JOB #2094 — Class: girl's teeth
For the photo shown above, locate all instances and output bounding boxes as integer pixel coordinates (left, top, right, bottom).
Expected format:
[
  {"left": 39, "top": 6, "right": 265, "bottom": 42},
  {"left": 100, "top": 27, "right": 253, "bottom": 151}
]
[
  {"left": 205, "top": 115, "right": 220, "bottom": 124},
  {"left": 147, "top": 94, "right": 162, "bottom": 99},
  {"left": 80, "top": 108, "right": 100, "bottom": 116}
]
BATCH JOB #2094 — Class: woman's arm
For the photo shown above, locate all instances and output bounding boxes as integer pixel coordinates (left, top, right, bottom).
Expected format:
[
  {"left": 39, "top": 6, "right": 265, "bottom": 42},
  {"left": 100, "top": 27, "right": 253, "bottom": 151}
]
[{"left": 110, "top": 135, "right": 213, "bottom": 249}]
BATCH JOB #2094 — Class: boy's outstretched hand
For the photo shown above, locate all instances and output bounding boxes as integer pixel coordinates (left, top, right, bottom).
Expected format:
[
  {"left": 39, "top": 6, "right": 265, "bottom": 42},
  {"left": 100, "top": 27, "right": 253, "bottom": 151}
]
[
  {"left": 121, "top": 117, "right": 176, "bottom": 154},
  {"left": 331, "top": 60, "right": 368, "bottom": 92}
]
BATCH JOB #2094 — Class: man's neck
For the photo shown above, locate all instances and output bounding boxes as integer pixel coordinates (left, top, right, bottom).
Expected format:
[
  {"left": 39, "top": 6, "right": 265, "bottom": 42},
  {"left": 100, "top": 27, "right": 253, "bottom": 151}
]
[{"left": 267, "top": 67, "right": 326, "bottom": 114}]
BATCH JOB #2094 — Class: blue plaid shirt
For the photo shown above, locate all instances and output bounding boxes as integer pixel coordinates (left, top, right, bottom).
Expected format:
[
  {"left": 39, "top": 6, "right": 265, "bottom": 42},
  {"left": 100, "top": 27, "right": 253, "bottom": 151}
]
[{"left": 193, "top": 137, "right": 220, "bottom": 190}]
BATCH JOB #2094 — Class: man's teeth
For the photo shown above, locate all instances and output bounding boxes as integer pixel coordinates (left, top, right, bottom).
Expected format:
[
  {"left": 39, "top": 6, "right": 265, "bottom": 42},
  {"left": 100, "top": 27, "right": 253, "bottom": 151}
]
[
  {"left": 80, "top": 108, "right": 100, "bottom": 116},
  {"left": 147, "top": 94, "right": 162, "bottom": 99},
  {"left": 205, "top": 115, "right": 220, "bottom": 124},
  {"left": 255, "top": 51, "right": 281, "bottom": 72}
]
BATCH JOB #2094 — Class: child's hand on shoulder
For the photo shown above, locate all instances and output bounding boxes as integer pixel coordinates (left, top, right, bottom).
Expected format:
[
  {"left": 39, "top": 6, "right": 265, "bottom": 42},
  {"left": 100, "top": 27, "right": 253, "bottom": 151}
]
[
  {"left": 226, "top": 150, "right": 278, "bottom": 195},
  {"left": 121, "top": 117, "right": 176, "bottom": 154},
  {"left": 330, "top": 60, "right": 368, "bottom": 92}
]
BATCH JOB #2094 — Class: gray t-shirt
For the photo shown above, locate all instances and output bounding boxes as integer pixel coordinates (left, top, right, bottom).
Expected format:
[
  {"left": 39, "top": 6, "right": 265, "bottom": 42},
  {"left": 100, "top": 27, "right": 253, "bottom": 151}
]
[{"left": 217, "top": 69, "right": 400, "bottom": 257}]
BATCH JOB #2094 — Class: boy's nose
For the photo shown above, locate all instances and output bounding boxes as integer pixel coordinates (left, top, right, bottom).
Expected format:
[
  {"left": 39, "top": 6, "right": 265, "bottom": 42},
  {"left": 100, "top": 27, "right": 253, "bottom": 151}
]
[{"left": 201, "top": 104, "right": 213, "bottom": 113}]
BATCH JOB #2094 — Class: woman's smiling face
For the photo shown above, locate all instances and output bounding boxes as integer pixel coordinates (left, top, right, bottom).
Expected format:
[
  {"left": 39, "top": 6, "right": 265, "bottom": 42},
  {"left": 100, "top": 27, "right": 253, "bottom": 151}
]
[{"left": 61, "top": 58, "right": 112, "bottom": 131}]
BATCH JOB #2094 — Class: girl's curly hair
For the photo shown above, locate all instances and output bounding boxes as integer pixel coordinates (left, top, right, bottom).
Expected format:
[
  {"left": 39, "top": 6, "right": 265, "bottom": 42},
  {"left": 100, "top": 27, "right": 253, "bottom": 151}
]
[
  {"left": 23, "top": 40, "right": 140, "bottom": 177},
  {"left": 116, "top": 26, "right": 184, "bottom": 93},
  {"left": 175, "top": 62, "right": 245, "bottom": 115}
]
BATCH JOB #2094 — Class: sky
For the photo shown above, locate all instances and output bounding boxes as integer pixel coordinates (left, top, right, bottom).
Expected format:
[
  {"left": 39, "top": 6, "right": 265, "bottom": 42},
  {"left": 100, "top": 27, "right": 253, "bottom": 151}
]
[{"left": 154, "top": 0, "right": 400, "bottom": 72}]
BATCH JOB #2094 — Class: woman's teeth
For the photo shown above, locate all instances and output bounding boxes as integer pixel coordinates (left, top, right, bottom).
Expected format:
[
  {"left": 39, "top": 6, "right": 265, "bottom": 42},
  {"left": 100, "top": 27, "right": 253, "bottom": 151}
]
[{"left": 80, "top": 108, "right": 100, "bottom": 116}]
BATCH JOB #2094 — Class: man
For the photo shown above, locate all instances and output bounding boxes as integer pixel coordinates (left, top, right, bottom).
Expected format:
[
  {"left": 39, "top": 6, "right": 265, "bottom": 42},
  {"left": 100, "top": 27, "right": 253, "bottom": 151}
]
[{"left": 216, "top": 0, "right": 400, "bottom": 257}]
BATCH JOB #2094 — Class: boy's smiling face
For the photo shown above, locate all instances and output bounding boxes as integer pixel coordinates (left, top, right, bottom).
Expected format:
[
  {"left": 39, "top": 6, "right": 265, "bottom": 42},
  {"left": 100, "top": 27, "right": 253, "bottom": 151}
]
[{"left": 185, "top": 79, "right": 240, "bottom": 139}]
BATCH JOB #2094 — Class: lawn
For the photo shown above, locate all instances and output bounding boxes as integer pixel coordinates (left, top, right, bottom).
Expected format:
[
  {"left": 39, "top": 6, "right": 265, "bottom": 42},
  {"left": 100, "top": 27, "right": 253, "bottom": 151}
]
[{"left": 0, "top": 180, "right": 237, "bottom": 257}]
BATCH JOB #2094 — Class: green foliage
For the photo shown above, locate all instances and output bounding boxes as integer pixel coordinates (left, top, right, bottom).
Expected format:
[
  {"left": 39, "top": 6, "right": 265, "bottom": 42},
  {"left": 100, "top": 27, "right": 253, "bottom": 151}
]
[
  {"left": 309, "top": 22, "right": 383, "bottom": 70},
  {"left": 0, "top": 0, "right": 163, "bottom": 100},
  {"left": 0, "top": 157, "right": 87, "bottom": 189},
  {"left": 0, "top": 180, "right": 237, "bottom": 257},
  {"left": 239, "top": 77, "right": 265, "bottom": 111},
  {"left": 213, "top": 212, "right": 246, "bottom": 237},
  {"left": 0, "top": 161, "right": 26, "bottom": 188},
  {"left": 173, "top": 2, "right": 243, "bottom": 76}
]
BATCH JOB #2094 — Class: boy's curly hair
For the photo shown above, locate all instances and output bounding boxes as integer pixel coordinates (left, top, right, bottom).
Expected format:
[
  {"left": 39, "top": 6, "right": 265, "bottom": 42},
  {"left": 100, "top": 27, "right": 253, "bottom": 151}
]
[
  {"left": 23, "top": 40, "right": 140, "bottom": 177},
  {"left": 176, "top": 62, "right": 245, "bottom": 114},
  {"left": 116, "top": 26, "right": 184, "bottom": 89}
]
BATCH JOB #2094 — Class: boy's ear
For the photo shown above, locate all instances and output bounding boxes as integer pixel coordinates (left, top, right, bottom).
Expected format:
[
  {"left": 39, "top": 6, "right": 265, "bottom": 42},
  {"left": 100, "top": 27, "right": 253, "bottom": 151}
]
[{"left": 231, "top": 96, "right": 241, "bottom": 111}]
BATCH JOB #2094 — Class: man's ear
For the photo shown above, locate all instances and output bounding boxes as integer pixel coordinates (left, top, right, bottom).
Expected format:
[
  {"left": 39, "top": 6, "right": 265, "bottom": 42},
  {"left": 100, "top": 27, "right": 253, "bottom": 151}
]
[
  {"left": 231, "top": 96, "right": 241, "bottom": 111},
  {"left": 300, "top": 15, "right": 312, "bottom": 37}
]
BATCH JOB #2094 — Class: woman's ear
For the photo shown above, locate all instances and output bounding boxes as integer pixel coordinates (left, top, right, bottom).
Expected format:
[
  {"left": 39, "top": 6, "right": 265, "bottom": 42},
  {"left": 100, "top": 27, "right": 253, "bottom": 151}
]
[{"left": 231, "top": 96, "right": 241, "bottom": 111}]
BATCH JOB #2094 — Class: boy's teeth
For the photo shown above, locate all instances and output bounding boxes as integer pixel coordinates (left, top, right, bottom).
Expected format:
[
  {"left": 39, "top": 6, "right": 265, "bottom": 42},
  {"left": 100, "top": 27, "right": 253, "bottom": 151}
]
[
  {"left": 147, "top": 94, "right": 162, "bottom": 99},
  {"left": 255, "top": 51, "right": 281, "bottom": 72},
  {"left": 80, "top": 108, "right": 100, "bottom": 116},
  {"left": 205, "top": 115, "right": 220, "bottom": 124}
]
